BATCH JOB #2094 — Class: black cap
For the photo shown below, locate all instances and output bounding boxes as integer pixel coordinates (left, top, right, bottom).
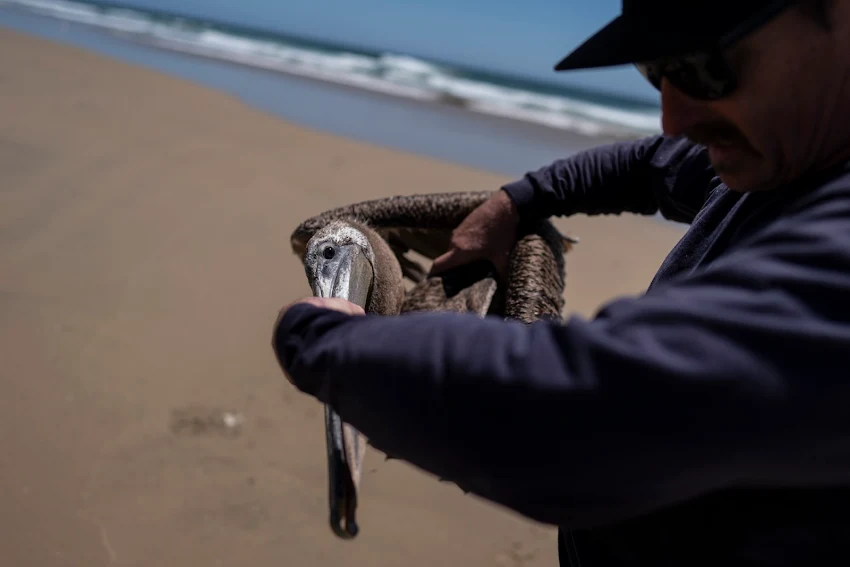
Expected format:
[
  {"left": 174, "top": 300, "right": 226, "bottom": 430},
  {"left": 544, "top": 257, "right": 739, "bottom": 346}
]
[{"left": 554, "top": 0, "right": 795, "bottom": 71}]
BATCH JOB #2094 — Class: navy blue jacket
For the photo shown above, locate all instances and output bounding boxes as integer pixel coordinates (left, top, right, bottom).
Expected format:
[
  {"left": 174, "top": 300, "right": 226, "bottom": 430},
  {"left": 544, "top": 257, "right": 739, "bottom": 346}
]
[{"left": 274, "top": 134, "right": 850, "bottom": 565}]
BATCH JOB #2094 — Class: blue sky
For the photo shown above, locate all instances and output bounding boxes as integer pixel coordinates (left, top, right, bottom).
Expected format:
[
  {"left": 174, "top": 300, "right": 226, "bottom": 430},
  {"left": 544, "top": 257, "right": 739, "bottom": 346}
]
[{"left": 109, "top": 0, "right": 659, "bottom": 101}]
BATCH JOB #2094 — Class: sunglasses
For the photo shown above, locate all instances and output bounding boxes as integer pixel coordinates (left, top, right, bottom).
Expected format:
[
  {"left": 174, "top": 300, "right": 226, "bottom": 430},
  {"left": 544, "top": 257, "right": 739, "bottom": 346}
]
[{"left": 634, "top": 0, "right": 795, "bottom": 101}]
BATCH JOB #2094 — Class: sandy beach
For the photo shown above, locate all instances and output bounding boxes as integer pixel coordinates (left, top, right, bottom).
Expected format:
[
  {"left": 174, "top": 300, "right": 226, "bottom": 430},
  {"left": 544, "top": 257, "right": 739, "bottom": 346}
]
[{"left": 0, "top": 28, "right": 684, "bottom": 567}]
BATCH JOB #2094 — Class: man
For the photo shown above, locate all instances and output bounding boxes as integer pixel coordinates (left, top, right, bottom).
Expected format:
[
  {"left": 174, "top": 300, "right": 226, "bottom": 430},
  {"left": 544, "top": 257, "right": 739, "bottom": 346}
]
[{"left": 272, "top": 0, "right": 850, "bottom": 564}]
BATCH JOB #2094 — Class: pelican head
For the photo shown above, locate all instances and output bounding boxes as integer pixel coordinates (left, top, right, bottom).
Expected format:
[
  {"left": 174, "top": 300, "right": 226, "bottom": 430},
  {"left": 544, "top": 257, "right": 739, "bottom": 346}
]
[{"left": 303, "top": 219, "right": 404, "bottom": 315}]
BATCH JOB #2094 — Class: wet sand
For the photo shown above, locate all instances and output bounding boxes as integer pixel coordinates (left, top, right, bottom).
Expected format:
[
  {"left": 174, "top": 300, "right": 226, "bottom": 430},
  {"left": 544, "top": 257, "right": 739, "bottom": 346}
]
[{"left": 0, "top": 28, "right": 685, "bottom": 566}]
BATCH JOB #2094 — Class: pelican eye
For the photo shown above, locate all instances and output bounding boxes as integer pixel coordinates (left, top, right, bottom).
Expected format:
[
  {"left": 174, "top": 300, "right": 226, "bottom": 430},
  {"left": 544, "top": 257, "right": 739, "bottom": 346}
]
[{"left": 322, "top": 246, "right": 336, "bottom": 260}]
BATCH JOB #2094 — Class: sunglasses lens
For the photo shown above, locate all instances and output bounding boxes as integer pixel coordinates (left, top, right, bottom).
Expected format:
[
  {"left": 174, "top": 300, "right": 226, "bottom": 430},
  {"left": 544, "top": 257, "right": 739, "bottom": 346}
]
[{"left": 635, "top": 53, "right": 736, "bottom": 101}]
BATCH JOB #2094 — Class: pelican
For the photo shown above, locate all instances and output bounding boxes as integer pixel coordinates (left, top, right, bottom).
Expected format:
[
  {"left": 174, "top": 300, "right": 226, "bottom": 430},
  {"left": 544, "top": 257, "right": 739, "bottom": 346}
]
[
  {"left": 291, "top": 192, "right": 575, "bottom": 540},
  {"left": 301, "top": 219, "right": 405, "bottom": 539}
]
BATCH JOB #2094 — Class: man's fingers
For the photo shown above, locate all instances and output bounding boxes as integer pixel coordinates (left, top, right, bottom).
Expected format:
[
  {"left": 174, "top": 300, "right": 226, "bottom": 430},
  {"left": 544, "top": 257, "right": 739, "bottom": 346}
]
[
  {"left": 430, "top": 248, "right": 471, "bottom": 277},
  {"left": 431, "top": 247, "right": 512, "bottom": 282},
  {"left": 429, "top": 251, "right": 455, "bottom": 276},
  {"left": 275, "top": 297, "right": 365, "bottom": 333},
  {"left": 300, "top": 296, "right": 366, "bottom": 315}
]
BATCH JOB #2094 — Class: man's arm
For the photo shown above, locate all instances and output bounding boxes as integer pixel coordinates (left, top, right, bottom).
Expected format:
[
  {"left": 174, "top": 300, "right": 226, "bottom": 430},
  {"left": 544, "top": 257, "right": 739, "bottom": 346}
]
[
  {"left": 429, "top": 135, "right": 714, "bottom": 277},
  {"left": 502, "top": 134, "right": 717, "bottom": 223},
  {"left": 273, "top": 186, "right": 850, "bottom": 530}
]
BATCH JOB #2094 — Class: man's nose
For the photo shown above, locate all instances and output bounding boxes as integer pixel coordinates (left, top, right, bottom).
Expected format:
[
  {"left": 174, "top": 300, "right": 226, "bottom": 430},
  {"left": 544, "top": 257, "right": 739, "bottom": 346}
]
[{"left": 660, "top": 80, "right": 713, "bottom": 136}]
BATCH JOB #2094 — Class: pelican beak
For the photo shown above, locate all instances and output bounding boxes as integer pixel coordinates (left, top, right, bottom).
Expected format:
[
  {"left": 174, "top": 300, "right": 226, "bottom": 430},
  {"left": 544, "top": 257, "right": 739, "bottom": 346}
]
[
  {"left": 311, "top": 242, "right": 374, "bottom": 308},
  {"left": 304, "top": 240, "right": 373, "bottom": 540}
]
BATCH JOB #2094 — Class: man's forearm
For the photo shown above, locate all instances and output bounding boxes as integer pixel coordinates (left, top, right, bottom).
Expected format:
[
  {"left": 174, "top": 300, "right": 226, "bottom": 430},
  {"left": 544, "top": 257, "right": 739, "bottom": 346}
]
[
  {"left": 502, "top": 134, "right": 716, "bottom": 223},
  {"left": 275, "top": 296, "right": 848, "bottom": 529}
]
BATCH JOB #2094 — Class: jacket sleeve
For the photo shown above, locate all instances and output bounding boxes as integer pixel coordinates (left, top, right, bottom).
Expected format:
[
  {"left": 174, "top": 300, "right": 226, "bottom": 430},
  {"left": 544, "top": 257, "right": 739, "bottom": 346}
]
[
  {"left": 272, "top": 185, "right": 850, "bottom": 530},
  {"left": 501, "top": 134, "right": 717, "bottom": 224}
]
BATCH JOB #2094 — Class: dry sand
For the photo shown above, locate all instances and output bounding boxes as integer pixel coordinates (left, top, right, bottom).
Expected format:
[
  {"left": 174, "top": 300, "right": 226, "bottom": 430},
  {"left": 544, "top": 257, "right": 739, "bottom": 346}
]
[{"left": 0, "top": 28, "right": 685, "bottom": 566}]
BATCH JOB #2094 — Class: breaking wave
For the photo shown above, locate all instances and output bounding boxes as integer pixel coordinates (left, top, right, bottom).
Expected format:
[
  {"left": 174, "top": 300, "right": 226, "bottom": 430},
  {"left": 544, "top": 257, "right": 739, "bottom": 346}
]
[{"left": 1, "top": 0, "right": 662, "bottom": 137}]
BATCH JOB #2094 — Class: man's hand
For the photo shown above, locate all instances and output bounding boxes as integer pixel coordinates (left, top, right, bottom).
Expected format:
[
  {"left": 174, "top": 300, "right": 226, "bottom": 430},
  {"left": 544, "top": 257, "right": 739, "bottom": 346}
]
[
  {"left": 272, "top": 297, "right": 365, "bottom": 383},
  {"left": 430, "top": 189, "right": 521, "bottom": 281},
  {"left": 273, "top": 296, "right": 366, "bottom": 335},
  {"left": 281, "top": 296, "right": 366, "bottom": 317}
]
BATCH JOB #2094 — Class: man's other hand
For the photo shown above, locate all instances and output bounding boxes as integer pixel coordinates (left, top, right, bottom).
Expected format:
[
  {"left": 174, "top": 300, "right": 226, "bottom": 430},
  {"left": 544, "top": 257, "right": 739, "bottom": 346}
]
[{"left": 430, "top": 189, "right": 520, "bottom": 281}]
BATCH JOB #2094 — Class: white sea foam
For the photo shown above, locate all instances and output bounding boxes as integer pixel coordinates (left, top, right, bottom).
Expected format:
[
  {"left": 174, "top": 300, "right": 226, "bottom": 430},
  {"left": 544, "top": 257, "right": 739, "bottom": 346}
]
[{"left": 2, "top": 0, "right": 662, "bottom": 137}]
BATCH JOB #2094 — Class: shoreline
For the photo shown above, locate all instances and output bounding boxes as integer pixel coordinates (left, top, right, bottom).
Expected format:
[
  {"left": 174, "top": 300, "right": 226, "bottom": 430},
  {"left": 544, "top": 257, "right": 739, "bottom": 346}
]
[
  {"left": 127, "top": 33, "right": 650, "bottom": 144},
  {"left": 133, "top": 33, "right": 647, "bottom": 144},
  {"left": 0, "top": 1, "right": 652, "bottom": 148},
  {"left": 0, "top": 3, "right": 618, "bottom": 176}
]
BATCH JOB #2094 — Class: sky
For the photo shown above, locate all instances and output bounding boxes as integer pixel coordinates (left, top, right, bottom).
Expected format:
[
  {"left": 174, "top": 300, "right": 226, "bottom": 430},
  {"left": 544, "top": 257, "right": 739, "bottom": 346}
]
[{"left": 107, "top": 0, "right": 660, "bottom": 102}]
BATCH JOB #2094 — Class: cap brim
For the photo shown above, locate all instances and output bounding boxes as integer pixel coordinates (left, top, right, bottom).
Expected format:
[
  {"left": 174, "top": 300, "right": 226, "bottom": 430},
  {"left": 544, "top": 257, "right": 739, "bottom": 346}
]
[{"left": 554, "top": 16, "right": 710, "bottom": 71}]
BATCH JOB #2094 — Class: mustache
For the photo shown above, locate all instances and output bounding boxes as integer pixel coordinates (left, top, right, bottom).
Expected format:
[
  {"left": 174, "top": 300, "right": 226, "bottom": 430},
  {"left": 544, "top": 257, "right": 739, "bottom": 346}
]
[{"left": 683, "top": 122, "right": 750, "bottom": 148}]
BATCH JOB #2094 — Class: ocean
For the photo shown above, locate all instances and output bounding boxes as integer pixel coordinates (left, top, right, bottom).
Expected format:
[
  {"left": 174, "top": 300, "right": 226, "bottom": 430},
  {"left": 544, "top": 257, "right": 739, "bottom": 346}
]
[{"left": 0, "top": 0, "right": 662, "bottom": 176}]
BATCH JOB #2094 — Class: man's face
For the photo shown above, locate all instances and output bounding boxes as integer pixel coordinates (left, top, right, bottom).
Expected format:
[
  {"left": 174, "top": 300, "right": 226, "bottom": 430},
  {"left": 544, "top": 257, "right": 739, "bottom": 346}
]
[{"left": 660, "top": 3, "right": 850, "bottom": 191}]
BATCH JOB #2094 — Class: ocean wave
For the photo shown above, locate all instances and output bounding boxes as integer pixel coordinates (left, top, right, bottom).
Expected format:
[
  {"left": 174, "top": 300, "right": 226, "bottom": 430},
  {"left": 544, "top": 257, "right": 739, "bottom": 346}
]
[{"left": 1, "top": 0, "right": 662, "bottom": 137}]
